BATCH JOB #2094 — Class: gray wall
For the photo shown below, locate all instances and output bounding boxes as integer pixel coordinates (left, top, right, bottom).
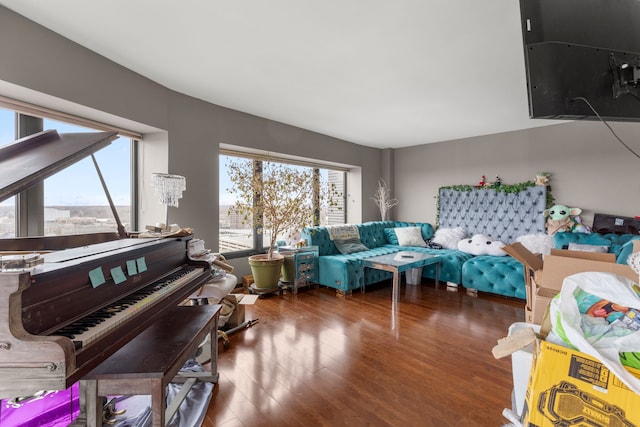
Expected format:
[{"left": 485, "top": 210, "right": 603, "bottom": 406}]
[
  {"left": 0, "top": 6, "right": 383, "bottom": 253},
  {"left": 2, "top": 4, "right": 639, "bottom": 261},
  {"left": 395, "top": 121, "right": 640, "bottom": 228}
]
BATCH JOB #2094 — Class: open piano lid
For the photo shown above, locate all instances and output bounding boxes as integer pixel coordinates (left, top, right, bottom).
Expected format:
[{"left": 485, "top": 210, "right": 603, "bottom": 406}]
[{"left": 0, "top": 129, "right": 119, "bottom": 203}]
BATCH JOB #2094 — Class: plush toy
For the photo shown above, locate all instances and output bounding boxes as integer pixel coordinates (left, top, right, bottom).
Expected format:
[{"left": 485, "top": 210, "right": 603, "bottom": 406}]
[
  {"left": 572, "top": 216, "right": 591, "bottom": 233},
  {"left": 544, "top": 204, "right": 584, "bottom": 235},
  {"left": 457, "top": 234, "right": 507, "bottom": 256},
  {"left": 535, "top": 172, "right": 551, "bottom": 186}
]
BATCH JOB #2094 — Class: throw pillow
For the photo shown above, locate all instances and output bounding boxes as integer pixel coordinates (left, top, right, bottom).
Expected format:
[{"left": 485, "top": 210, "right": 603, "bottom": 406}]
[
  {"left": 516, "top": 233, "right": 554, "bottom": 255},
  {"left": 334, "top": 237, "right": 369, "bottom": 254},
  {"left": 394, "top": 227, "right": 427, "bottom": 247},
  {"left": 457, "top": 234, "right": 507, "bottom": 256},
  {"left": 432, "top": 227, "right": 466, "bottom": 250},
  {"left": 568, "top": 242, "right": 610, "bottom": 253}
]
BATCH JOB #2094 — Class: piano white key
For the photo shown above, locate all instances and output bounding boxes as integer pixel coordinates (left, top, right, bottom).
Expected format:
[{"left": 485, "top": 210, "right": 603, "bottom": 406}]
[{"left": 71, "top": 267, "right": 205, "bottom": 347}]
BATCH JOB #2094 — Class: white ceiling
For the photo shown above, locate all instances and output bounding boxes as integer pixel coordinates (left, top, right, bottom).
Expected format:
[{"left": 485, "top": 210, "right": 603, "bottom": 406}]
[{"left": 0, "top": 0, "right": 559, "bottom": 149}]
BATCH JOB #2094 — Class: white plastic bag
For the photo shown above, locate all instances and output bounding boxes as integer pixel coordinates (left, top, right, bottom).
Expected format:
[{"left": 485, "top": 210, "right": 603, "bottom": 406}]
[{"left": 549, "top": 271, "right": 640, "bottom": 394}]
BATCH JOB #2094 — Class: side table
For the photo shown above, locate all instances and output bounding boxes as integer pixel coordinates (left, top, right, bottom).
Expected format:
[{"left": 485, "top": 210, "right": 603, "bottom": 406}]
[{"left": 278, "top": 246, "right": 319, "bottom": 294}]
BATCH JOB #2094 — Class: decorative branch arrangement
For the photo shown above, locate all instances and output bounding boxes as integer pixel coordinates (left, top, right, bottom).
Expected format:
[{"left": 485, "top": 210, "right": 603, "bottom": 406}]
[{"left": 371, "top": 178, "right": 399, "bottom": 221}]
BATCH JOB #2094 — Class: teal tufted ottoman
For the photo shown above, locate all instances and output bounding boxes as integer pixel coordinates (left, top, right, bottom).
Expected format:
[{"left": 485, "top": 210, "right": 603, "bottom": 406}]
[{"left": 462, "top": 255, "right": 526, "bottom": 299}]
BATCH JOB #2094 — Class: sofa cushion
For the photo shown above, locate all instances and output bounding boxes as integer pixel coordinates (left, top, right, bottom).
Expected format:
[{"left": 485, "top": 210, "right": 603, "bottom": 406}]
[
  {"left": 356, "top": 221, "right": 392, "bottom": 249},
  {"left": 601, "top": 233, "right": 640, "bottom": 257},
  {"left": 553, "top": 232, "right": 613, "bottom": 251},
  {"left": 384, "top": 222, "right": 434, "bottom": 245},
  {"left": 567, "top": 242, "right": 609, "bottom": 253},
  {"left": 301, "top": 226, "right": 339, "bottom": 256},
  {"left": 334, "top": 237, "right": 369, "bottom": 254},
  {"left": 383, "top": 228, "right": 399, "bottom": 245},
  {"left": 394, "top": 227, "right": 427, "bottom": 247}
]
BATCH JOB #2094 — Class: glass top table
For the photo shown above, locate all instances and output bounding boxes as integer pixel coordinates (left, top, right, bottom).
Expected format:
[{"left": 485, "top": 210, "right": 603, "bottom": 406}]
[{"left": 362, "top": 251, "right": 441, "bottom": 302}]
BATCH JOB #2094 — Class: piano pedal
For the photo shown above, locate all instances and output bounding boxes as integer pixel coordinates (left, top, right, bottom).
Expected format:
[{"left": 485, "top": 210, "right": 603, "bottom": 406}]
[
  {"left": 110, "top": 407, "right": 127, "bottom": 416},
  {"left": 103, "top": 414, "right": 117, "bottom": 425},
  {"left": 102, "top": 397, "right": 126, "bottom": 424}
]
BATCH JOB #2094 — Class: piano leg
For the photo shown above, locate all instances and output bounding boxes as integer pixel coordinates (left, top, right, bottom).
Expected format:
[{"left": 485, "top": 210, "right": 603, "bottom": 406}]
[{"left": 69, "top": 380, "right": 102, "bottom": 427}]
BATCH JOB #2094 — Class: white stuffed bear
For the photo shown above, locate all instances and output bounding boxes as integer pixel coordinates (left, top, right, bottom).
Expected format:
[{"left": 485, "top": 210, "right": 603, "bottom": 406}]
[{"left": 457, "top": 234, "right": 507, "bottom": 256}]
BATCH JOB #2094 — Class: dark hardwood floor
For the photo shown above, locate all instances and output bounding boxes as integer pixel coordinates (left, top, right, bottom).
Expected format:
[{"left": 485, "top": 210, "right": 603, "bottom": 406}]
[{"left": 202, "top": 280, "right": 525, "bottom": 427}]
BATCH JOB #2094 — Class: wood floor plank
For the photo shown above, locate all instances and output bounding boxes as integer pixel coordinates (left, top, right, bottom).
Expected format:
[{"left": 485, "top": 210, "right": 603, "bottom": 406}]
[{"left": 203, "top": 280, "right": 524, "bottom": 426}]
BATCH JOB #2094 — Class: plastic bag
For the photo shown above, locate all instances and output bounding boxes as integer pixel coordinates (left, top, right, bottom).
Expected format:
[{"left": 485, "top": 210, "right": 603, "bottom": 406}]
[{"left": 549, "top": 271, "right": 640, "bottom": 394}]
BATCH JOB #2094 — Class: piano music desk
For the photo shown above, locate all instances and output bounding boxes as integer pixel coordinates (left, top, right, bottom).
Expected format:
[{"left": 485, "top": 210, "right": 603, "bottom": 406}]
[{"left": 75, "top": 304, "right": 221, "bottom": 427}]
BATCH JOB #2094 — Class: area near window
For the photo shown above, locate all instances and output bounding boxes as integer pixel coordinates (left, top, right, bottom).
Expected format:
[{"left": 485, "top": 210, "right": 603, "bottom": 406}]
[
  {"left": 0, "top": 106, "right": 136, "bottom": 238},
  {"left": 218, "top": 152, "right": 346, "bottom": 255}
]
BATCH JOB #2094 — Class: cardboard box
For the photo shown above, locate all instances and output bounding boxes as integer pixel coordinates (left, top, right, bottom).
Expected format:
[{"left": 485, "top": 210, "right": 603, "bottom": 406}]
[
  {"left": 524, "top": 340, "right": 640, "bottom": 426},
  {"left": 504, "top": 242, "right": 638, "bottom": 325}
]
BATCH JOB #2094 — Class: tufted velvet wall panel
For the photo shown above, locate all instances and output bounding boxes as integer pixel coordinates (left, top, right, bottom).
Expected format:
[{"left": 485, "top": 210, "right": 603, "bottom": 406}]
[{"left": 439, "top": 186, "right": 547, "bottom": 244}]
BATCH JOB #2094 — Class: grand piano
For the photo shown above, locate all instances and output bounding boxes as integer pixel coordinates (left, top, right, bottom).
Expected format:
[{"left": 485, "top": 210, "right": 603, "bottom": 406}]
[{"left": 0, "top": 130, "right": 215, "bottom": 400}]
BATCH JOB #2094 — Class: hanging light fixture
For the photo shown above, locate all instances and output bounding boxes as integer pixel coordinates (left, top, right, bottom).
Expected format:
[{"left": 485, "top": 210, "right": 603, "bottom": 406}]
[{"left": 151, "top": 173, "right": 186, "bottom": 230}]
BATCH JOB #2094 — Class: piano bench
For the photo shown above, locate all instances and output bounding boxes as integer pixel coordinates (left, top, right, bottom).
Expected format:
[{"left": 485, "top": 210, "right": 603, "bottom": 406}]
[{"left": 74, "top": 304, "right": 221, "bottom": 427}]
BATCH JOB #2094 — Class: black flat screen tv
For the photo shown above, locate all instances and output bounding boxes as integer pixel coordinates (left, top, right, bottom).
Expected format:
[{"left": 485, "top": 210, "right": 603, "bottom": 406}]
[{"left": 519, "top": 0, "right": 640, "bottom": 121}]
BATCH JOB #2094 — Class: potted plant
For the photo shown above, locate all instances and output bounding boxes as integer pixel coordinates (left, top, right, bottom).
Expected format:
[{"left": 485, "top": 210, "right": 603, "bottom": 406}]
[{"left": 226, "top": 156, "right": 341, "bottom": 289}]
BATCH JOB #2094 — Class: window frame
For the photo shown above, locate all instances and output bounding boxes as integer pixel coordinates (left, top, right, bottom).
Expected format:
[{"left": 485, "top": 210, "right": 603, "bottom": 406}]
[
  {"left": 219, "top": 150, "right": 347, "bottom": 258},
  {"left": 1, "top": 108, "right": 139, "bottom": 238}
]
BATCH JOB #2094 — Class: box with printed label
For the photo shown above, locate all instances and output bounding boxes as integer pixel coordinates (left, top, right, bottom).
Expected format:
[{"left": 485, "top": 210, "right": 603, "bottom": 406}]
[{"left": 523, "top": 340, "right": 640, "bottom": 426}]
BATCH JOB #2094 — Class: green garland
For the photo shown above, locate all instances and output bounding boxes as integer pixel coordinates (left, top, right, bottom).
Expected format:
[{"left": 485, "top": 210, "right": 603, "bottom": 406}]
[{"left": 435, "top": 180, "right": 555, "bottom": 228}]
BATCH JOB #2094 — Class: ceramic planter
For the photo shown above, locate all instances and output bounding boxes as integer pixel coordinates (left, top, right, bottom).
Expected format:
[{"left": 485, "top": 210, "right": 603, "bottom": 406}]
[{"left": 248, "top": 253, "right": 284, "bottom": 289}]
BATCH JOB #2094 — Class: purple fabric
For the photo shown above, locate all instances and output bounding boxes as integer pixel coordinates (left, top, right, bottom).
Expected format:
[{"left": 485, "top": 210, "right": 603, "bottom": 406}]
[{"left": 0, "top": 383, "right": 80, "bottom": 427}]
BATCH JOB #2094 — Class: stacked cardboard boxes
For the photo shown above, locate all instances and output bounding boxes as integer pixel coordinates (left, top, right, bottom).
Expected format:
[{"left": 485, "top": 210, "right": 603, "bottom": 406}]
[
  {"left": 503, "top": 242, "right": 639, "bottom": 325},
  {"left": 496, "top": 241, "right": 640, "bottom": 425}
]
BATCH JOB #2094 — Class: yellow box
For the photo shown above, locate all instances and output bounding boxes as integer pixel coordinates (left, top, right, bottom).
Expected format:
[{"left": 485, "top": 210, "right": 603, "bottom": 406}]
[{"left": 524, "top": 340, "right": 640, "bottom": 426}]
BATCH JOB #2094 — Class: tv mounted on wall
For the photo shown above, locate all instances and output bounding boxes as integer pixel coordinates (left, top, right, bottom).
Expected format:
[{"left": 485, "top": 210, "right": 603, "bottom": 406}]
[{"left": 519, "top": 0, "right": 640, "bottom": 121}]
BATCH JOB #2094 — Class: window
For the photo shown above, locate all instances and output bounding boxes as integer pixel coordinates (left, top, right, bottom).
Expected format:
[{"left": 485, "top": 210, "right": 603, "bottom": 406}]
[
  {"left": 218, "top": 153, "right": 346, "bottom": 255},
  {"left": 0, "top": 107, "right": 15, "bottom": 238},
  {"left": 42, "top": 118, "right": 133, "bottom": 236},
  {"left": 0, "top": 107, "right": 137, "bottom": 238}
]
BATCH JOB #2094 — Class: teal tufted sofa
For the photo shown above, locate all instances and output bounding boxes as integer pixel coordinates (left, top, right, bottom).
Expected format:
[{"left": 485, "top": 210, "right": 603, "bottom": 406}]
[
  {"left": 462, "top": 232, "right": 640, "bottom": 299},
  {"left": 301, "top": 221, "right": 474, "bottom": 295},
  {"left": 552, "top": 232, "right": 640, "bottom": 264}
]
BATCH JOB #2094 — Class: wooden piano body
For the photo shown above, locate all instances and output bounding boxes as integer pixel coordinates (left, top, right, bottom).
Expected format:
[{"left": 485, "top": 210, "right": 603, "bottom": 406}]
[
  {"left": 0, "top": 237, "right": 212, "bottom": 399},
  {"left": 0, "top": 130, "right": 214, "bottom": 402}
]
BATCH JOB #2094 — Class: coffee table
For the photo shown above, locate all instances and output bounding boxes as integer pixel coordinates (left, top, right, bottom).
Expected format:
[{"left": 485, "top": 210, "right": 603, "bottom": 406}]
[{"left": 362, "top": 251, "right": 441, "bottom": 302}]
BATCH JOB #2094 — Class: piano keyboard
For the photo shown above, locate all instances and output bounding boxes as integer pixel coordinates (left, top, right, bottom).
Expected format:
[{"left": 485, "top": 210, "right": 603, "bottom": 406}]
[{"left": 54, "top": 266, "right": 205, "bottom": 348}]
